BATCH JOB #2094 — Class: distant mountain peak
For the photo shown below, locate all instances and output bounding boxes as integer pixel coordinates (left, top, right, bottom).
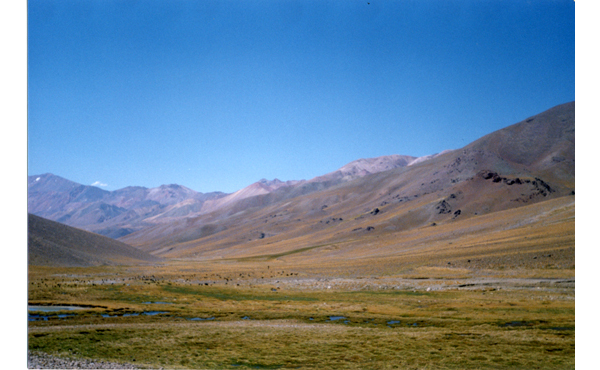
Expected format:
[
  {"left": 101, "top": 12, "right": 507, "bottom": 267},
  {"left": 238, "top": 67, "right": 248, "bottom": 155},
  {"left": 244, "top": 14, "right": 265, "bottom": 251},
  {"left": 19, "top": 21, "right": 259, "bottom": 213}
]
[
  {"left": 27, "top": 174, "right": 227, "bottom": 238},
  {"left": 159, "top": 184, "right": 184, "bottom": 189},
  {"left": 307, "top": 154, "right": 419, "bottom": 184},
  {"left": 258, "top": 178, "right": 285, "bottom": 186},
  {"left": 338, "top": 154, "right": 417, "bottom": 174}
]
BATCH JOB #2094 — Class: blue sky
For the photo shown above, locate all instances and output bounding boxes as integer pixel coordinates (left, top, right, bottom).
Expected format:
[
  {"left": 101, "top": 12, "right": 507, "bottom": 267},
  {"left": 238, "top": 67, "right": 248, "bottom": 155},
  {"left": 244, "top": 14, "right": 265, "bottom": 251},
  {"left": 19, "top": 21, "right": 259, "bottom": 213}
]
[{"left": 27, "top": 0, "right": 575, "bottom": 193}]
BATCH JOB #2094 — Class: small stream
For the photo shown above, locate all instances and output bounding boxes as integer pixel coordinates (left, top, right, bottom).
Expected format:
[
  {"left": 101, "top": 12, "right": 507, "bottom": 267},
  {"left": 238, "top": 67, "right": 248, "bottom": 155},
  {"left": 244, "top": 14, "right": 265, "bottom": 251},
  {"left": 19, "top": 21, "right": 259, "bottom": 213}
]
[
  {"left": 28, "top": 306, "right": 427, "bottom": 328},
  {"left": 328, "top": 316, "right": 349, "bottom": 324},
  {"left": 28, "top": 305, "right": 86, "bottom": 312},
  {"left": 102, "top": 311, "right": 169, "bottom": 318},
  {"left": 28, "top": 305, "right": 171, "bottom": 321},
  {"left": 28, "top": 305, "right": 87, "bottom": 322}
]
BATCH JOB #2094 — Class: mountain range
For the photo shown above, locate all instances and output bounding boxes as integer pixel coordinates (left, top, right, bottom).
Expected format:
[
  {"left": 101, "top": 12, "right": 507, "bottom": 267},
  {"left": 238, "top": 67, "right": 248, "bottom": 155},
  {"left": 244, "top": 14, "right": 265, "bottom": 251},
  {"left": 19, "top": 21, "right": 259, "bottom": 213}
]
[
  {"left": 28, "top": 154, "right": 434, "bottom": 238},
  {"left": 28, "top": 102, "right": 575, "bottom": 266}
]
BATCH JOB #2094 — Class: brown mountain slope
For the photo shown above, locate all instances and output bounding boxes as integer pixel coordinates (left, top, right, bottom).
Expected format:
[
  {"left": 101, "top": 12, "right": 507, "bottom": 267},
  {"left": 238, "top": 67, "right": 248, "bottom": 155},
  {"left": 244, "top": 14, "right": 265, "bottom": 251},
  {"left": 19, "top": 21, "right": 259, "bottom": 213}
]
[
  {"left": 120, "top": 102, "right": 574, "bottom": 261},
  {"left": 465, "top": 101, "right": 575, "bottom": 184},
  {"left": 28, "top": 213, "right": 162, "bottom": 267},
  {"left": 28, "top": 154, "right": 422, "bottom": 239},
  {"left": 195, "top": 154, "right": 422, "bottom": 216}
]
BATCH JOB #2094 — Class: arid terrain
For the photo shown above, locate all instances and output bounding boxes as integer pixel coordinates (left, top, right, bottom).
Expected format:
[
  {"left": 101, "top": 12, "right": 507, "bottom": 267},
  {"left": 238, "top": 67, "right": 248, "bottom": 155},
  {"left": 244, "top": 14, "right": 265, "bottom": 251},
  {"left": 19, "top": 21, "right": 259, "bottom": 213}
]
[{"left": 28, "top": 102, "right": 575, "bottom": 369}]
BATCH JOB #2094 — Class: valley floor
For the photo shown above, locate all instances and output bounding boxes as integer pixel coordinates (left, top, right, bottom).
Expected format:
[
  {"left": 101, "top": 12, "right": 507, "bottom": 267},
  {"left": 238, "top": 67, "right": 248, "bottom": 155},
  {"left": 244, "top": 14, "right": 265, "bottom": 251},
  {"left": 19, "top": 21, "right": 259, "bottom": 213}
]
[{"left": 28, "top": 259, "right": 574, "bottom": 370}]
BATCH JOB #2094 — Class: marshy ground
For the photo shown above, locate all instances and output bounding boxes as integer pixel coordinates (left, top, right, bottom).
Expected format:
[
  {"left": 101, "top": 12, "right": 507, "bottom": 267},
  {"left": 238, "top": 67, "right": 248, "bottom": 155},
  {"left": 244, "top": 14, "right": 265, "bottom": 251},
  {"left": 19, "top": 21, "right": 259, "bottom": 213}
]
[{"left": 28, "top": 258, "right": 574, "bottom": 369}]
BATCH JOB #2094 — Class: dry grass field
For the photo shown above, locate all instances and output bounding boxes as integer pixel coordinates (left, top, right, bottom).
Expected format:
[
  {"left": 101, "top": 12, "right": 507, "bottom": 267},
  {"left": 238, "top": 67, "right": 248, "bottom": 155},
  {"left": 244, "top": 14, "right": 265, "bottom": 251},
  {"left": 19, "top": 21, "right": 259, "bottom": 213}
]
[{"left": 28, "top": 196, "right": 574, "bottom": 369}]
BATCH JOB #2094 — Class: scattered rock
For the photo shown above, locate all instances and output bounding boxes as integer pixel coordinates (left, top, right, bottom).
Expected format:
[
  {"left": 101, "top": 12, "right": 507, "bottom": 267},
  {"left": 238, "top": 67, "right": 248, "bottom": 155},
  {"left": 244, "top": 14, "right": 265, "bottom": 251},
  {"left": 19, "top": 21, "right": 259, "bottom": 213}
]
[
  {"left": 436, "top": 200, "right": 452, "bottom": 214},
  {"left": 28, "top": 351, "right": 143, "bottom": 369},
  {"left": 321, "top": 217, "right": 343, "bottom": 224},
  {"left": 504, "top": 178, "right": 523, "bottom": 185},
  {"left": 481, "top": 171, "right": 498, "bottom": 180},
  {"left": 533, "top": 178, "right": 553, "bottom": 196}
]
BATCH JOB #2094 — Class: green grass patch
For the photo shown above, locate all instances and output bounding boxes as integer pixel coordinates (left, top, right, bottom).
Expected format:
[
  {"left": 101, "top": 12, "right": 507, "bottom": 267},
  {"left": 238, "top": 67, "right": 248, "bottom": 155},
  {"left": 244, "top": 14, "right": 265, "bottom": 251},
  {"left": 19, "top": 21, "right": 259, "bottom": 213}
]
[{"left": 28, "top": 322, "right": 575, "bottom": 369}]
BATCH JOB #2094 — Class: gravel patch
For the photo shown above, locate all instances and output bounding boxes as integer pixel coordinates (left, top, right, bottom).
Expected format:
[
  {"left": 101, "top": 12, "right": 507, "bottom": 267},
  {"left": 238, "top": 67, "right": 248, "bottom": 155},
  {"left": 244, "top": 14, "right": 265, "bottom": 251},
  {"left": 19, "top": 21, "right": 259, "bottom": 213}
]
[{"left": 27, "top": 351, "right": 154, "bottom": 369}]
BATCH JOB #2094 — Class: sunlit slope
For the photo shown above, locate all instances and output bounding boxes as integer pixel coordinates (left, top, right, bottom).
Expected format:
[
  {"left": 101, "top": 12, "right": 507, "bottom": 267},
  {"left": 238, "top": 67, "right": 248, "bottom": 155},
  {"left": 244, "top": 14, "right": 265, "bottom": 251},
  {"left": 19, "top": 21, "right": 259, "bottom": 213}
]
[
  {"left": 28, "top": 213, "right": 162, "bottom": 267},
  {"left": 121, "top": 102, "right": 574, "bottom": 266}
]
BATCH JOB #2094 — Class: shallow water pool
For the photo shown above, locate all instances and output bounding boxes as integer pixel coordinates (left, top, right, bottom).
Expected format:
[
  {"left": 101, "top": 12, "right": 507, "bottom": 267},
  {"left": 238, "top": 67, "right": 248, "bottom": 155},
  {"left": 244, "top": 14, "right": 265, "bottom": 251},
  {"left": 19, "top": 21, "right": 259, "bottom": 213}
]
[{"left": 28, "top": 305, "right": 86, "bottom": 312}]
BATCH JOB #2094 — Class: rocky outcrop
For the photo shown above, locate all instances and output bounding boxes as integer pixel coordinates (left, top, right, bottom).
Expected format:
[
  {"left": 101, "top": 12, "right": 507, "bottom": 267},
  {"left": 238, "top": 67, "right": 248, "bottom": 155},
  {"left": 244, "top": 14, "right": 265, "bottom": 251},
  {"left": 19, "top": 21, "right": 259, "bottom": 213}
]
[{"left": 477, "top": 170, "right": 555, "bottom": 201}]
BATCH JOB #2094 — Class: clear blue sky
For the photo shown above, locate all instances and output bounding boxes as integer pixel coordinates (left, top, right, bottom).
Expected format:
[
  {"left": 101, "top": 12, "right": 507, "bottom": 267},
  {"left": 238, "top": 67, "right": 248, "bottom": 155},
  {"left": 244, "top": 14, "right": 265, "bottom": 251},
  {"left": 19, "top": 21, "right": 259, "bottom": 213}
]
[{"left": 27, "top": 0, "right": 575, "bottom": 193}]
